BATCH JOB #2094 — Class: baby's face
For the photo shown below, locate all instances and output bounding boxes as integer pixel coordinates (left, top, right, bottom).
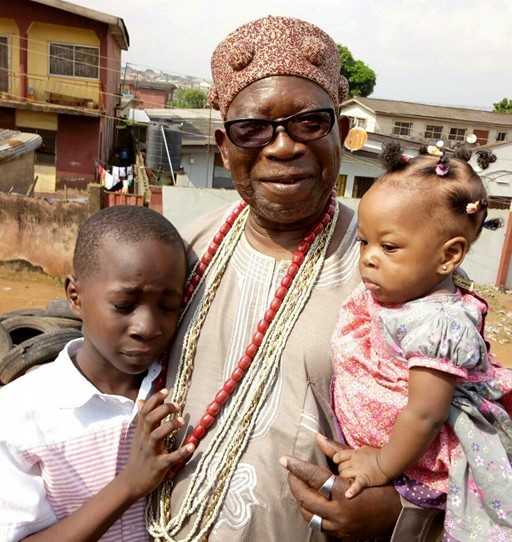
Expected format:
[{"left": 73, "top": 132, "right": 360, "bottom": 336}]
[{"left": 356, "top": 185, "right": 448, "bottom": 304}]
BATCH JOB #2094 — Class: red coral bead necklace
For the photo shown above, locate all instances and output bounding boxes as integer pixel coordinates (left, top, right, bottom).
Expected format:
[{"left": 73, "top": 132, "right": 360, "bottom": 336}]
[{"left": 156, "top": 190, "right": 337, "bottom": 456}]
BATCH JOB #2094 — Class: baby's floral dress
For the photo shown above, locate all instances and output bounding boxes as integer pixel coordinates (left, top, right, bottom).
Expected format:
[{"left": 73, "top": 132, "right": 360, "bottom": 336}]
[{"left": 331, "top": 285, "right": 512, "bottom": 542}]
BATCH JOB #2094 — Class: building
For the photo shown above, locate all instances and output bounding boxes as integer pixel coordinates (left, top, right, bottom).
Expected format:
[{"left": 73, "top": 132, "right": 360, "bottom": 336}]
[
  {"left": 124, "top": 80, "right": 176, "bottom": 109},
  {"left": 340, "top": 97, "right": 512, "bottom": 148},
  {"left": 0, "top": 0, "right": 129, "bottom": 191},
  {"left": 0, "top": 128, "right": 42, "bottom": 193},
  {"left": 144, "top": 108, "right": 230, "bottom": 188}
]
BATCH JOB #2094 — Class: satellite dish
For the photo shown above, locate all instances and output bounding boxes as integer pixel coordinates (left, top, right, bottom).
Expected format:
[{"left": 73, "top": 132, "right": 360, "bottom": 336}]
[
  {"left": 344, "top": 127, "right": 368, "bottom": 152},
  {"left": 466, "top": 134, "right": 477, "bottom": 144}
]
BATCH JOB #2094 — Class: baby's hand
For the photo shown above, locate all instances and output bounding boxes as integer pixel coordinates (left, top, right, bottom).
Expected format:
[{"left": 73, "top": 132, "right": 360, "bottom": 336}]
[
  {"left": 119, "top": 388, "right": 194, "bottom": 500},
  {"left": 332, "top": 446, "right": 390, "bottom": 499}
]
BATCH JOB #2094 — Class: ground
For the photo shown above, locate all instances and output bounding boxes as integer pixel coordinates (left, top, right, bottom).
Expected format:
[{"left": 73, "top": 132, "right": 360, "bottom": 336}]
[{"left": 0, "top": 265, "right": 511, "bottom": 367}]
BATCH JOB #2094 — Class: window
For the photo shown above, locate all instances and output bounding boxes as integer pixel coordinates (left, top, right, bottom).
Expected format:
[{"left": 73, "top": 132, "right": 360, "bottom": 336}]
[
  {"left": 352, "top": 176, "right": 375, "bottom": 199},
  {"left": 497, "top": 132, "right": 508, "bottom": 142},
  {"left": 19, "top": 128, "right": 56, "bottom": 165},
  {"left": 424, "top": 125, "right": 443, "bottom": 140},
  {"left": 393, "top": 122, "right": 412, "bottom": 136},
  {"left": 49, "top": 43, "right": 99, "bottom": 79},
  {"left": 0, "top": 36, "right": 8, "bottom": 92},
  {"left": 448, "top": 128, "right": 466, "bottom": 142},
  {"left": 349, "top": 116, "right": 367, "bottom": 129}
]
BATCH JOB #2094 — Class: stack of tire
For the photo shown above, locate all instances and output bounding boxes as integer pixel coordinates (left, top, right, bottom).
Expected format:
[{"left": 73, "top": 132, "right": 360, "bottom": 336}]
[{"left": 0, "top": 299, "right": 82, "bottom": 385}]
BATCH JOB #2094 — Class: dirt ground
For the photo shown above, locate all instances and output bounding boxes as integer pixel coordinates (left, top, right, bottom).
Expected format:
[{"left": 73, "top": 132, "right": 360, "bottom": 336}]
[{"left": 0, "top": 267, "right": 511, "bottom": 367}]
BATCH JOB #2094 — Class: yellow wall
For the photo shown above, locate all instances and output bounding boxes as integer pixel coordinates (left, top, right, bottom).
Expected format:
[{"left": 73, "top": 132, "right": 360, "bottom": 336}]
[
  {"left": 27, "top": 22, "right": 100, "bottom": 104},
  {"left": 34, "top": 164, "right": 57, "bottom": 192},
  {"left": 15, "top": 110, "right": 58, "bottom": 191},
  {"left": 0, "top": 18, "right": 20, "bottom": 98},
  {"left": 16, "top": 109, "right": 58, "bottom": 130}
]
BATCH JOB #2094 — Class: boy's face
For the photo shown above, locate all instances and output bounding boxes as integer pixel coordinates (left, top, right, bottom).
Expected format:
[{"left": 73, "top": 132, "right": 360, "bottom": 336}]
[{"left": 67, "top": 237, "right": 186, "bottom": 381}]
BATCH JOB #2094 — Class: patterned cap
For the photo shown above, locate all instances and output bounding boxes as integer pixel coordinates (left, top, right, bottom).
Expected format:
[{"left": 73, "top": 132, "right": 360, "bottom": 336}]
[{"left": 208, "top": 15, "right": 348, "bottom": 119}]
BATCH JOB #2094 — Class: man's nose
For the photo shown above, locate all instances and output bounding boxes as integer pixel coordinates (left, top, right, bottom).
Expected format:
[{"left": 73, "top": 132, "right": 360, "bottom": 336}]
[{"left": 263, "top": 126, "right": 305, "bottom": 159}]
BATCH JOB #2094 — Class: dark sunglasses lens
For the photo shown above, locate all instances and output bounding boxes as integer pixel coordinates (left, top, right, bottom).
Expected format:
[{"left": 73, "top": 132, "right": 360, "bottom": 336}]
[
  {"left": 289, "top": 110, "right": 334, "bottom": 141},
  {"left": 228, "top": 120, "right": 273, "bottom": 148}
]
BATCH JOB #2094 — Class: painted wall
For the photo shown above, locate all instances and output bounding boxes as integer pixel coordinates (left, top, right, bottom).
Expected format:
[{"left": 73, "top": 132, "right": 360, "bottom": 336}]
[
  {"left": 27, "top": 22, "right": 100, "bottom": 104},
  {"left": 0, "top": 18, "right": 20, "bottom": 98},
  {"left": 161, "top": 186, "right": 510, "bottom": 288},
  {"left": 178, "top": 148, "right": 216, "bottom": 188},
  {"left": 56, "top": 114, "right": 100, "bottom": 190}
]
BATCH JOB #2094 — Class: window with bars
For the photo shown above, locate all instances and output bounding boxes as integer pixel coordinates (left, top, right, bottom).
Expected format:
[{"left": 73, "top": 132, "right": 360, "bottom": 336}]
[
  {"left": 0, "top": 36, "right": 8, "bottom": 92},
  {"left": 424, "top": 125, "right": 443, "bottom": 140},
  {"left": 497, "top": 132, "right": 508, "bottom": 142},
  {"left": 448, "top": 127, "right": 466, "bottom": 142},
  {"left": 393, "top": 122, "right": 412, "bottom": 136},
  {"left": 49, "top": 43, "right": 99, "bottom": 79}
]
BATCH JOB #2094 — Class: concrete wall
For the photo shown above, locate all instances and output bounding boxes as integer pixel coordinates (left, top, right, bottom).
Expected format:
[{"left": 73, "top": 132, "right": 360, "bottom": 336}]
[
  {"left": 0, "top": 152, "right": 35, "bottom": 194},
  {"left": 161, "top": 186, "right": 510, "bottom": 288},
  {"left": 0, "top": 191, "right": 88, "bottom": 277}
]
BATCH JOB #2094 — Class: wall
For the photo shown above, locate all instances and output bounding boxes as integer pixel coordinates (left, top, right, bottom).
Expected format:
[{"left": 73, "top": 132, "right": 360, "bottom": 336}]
[
  {"left": 0, "top": 191, "right": 88, "bottom": 277},
  {"left": 0, "top": 17, "right": 20, "bottom": 98},
  {"left": 56, "top": 114, "right": 99, "bottom": 189},
  {"left": 161, "top": 186, "right": 510, "bottom": 288},
  {"left": 0, "top": 152, "right": 34, "bottom": 193},
  {"left": 179, "top": 147, "right": 215, "bottom": 188}
]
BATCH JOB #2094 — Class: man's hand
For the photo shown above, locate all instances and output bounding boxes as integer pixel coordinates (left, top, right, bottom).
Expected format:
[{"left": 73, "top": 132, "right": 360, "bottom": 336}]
[{"left": 280, "top": 434, "right": 400, "bottom": 540}]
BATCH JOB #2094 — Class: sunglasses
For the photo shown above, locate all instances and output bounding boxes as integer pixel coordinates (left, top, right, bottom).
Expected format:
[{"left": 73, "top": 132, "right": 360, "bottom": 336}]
[{"left": 224, "top": 108, "right": 336, "bottom": 149}]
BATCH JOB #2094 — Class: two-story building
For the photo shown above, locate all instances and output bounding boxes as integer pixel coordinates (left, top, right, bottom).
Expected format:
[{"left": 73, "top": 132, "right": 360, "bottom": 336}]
[
  {"left": 340, "top": 97, "right": 512, "bottom": 147},
  {"left": 0, "top": 0, "right": 129, "bottom": 191}
]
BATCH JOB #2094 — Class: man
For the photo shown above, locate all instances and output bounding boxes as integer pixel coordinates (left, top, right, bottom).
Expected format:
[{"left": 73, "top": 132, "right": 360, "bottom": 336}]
[{"left": 147, "top": 15, "right": 415, "bottom": 542}]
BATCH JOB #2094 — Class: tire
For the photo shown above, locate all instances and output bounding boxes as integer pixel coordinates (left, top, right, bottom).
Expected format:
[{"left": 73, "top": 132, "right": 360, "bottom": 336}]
[
  {"left": 0, "top": 328, "right": 83, "bottom": 384},
  {"left": 0, "top": 322, "right": 12, "bottom": 359},
  {"left": 1, "top": 316, "right": 82, "bottom": 345},
  {"left": 0, "top": 308, "right": 45, "bottom": 323},
  {"left": 45, "top": 299, "right": 81, "bottom": 321}
]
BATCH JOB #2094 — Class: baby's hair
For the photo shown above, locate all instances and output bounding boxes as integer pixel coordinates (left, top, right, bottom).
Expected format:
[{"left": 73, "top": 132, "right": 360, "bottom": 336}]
[
  {"left": 73, "top": 205, "right": 185, "bottom": 279},
  {"left": 376, "top": 142, "right": 492, "bottom": 245}
]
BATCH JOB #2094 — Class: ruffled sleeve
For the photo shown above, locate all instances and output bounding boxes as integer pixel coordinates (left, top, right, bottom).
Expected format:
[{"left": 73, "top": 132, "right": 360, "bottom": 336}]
[{"left": 400, "top": 304, "right": 488, "bottom": 380}]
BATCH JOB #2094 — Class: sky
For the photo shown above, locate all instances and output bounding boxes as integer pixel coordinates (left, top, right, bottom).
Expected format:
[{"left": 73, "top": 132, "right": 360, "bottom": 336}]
[{"left": 77, "top": 0, "right": 512, "bottom": 110}]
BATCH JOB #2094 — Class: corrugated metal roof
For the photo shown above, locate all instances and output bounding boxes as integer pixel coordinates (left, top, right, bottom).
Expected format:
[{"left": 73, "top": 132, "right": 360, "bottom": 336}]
[
  {"left": 0, "top": 130, "right": 42, "bottom": 163},
  {"left": 145, "top": 109, "right": 223, "bottom": 145},
  {"left": 344, "top": 97, "right": 512, "bottom": 127}
]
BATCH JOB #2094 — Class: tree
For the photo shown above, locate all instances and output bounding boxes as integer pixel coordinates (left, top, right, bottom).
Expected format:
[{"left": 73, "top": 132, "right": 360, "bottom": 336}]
[
  {"left": 170, "top": 88, "right": 208, "bottom": 109},
  {"left": 337, "top": 45, "right": 376, "bottom": 99},
  {"left": 493, "top": 97, "right": 512, "bottom": 114}
]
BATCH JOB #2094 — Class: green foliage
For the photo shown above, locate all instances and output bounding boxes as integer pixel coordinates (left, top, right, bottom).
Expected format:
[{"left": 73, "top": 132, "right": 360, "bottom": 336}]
[
  {"left": 337, "top": 45, "right": 376, "bottom": 99},
  {"left": 493, "top": 97, "right": 512, "bottom": 114},
  {"left": 169, "top": 88, "right": 208, "bottom": 109}
]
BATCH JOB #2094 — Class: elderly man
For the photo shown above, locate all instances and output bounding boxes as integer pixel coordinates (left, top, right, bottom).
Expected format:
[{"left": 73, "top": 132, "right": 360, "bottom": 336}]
[{"left": 147, "top": 15, "right": 437, "bottom": 542}]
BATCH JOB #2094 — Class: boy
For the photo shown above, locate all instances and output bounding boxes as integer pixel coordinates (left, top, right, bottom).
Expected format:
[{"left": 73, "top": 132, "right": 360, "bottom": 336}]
[{"left": 0, "top": 205, "right": 194, "bottom": 541}]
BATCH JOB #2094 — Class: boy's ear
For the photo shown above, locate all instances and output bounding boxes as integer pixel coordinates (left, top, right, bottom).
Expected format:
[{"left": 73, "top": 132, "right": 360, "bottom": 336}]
[
  {"left": 438, "top": 237, "right": 468, "bottom": 275},
  {"left": 65, "top": 274, "right": 82, "bottom": 318}
]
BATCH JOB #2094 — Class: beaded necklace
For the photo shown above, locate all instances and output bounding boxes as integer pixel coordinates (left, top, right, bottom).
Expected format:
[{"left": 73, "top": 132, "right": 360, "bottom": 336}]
[{"left": 147, "top": 190, "right": 339, "bottom": 542}]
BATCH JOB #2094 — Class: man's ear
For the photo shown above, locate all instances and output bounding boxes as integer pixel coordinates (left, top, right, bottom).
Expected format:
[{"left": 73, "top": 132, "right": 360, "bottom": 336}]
[
  {"left": 214, "top": 127, "right": 231, "bottom": 172},
  {"left": 65, "top": 274, "right": 83, "bottom": 318},
  {"left": 439, "top": 237, "right": 468, "bottom": 275},
  {"left": 338, "top": 115, "right": 350, "bottom": 146}
]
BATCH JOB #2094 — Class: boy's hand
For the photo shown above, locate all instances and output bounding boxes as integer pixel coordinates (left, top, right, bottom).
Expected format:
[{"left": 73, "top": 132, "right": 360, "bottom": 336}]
[
  {"left": 119, "top": 388, "right": 194, "bottom": 500},
  {"left": 333, "top": 446, "right": 390, "bottom": 499}
]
